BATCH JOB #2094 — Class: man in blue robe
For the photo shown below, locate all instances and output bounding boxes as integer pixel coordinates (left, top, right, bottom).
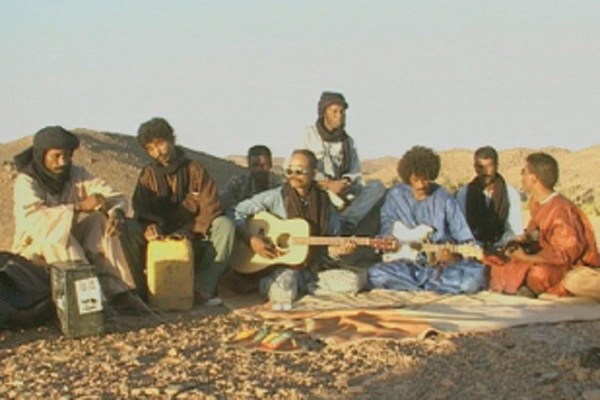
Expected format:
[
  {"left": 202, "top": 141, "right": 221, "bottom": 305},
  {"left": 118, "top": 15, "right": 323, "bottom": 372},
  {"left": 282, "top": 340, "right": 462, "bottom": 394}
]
[{"left": 368, "top": 146, "right": 489, "bottom": 294}]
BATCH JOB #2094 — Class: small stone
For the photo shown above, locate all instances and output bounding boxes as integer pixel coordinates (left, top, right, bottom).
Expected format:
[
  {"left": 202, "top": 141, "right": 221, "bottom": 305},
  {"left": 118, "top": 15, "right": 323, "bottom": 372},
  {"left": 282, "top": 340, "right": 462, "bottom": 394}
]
[
  {"left": 538, "top": 371, "right": 560, "bottom": 384},
  {"left": 144, "top": 387, "right": 161, "bottom": 395},
  {"left": 583, "top": 389, "right": 600, "bottom": 400},
  {"left": 556, "top": 352, "right": 570, "bottom": 368},
  {"left": 540, "top": 384, "right": 557, "bottom": 396},
  {"left": 574, "top": 367, "right": 590, "bottom": 382},
  {"left": 254, "top": 387, "right": 268, "bottom": 398},
  {"left": 167, "top": 348, "right": 178, "bottom": 357},
  {"left": 439, "top": 378, "right": 456, "bottom": 390},
  {"left": 165, "top": 382, "right": 196, "bottom": 396},
  {"left": 580, "top": 347, "right": 600, "bottom": 369},
  {"left": 473, "top": 382, "right": 489, "bottom": 394}
]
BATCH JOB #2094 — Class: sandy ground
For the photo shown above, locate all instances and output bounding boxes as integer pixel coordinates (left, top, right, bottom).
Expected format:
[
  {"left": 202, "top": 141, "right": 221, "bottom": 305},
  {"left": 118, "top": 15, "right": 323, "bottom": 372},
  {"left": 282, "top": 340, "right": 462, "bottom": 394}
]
[
  {"left": 1, "top": 132, "right": 600, "bottom": 399},
  {"left": 1, "top": 304, "right": 600, "bottom": 400}
]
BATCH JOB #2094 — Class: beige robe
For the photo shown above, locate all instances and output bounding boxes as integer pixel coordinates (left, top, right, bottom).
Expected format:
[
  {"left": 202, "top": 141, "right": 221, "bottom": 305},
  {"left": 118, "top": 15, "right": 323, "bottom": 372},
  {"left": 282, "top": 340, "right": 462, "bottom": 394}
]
[{"left": 12, "top": 165, "right": 135, "bottom": 296}]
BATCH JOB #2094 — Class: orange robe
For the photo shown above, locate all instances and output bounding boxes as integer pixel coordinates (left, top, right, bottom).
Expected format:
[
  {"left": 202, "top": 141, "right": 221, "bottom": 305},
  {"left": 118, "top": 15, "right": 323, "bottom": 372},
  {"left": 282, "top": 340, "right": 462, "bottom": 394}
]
[{"left": 487, "top": 194, "right": 598, "bottom": 295}]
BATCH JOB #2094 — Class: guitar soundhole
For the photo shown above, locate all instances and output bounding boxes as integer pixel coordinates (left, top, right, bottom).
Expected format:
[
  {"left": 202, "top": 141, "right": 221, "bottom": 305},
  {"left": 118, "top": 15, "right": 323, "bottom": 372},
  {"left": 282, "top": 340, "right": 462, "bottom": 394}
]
[{"left": 276, "top": 233, "right": 291, "bottom": 249}]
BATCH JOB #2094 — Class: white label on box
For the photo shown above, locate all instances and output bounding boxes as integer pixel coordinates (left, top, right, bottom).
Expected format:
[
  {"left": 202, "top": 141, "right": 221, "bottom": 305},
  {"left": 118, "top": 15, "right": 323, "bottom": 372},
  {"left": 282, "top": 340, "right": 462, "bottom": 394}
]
[
  {"left": 56, "top": 295, "right": 65, "bottom": 311},
  {"left": 75, "top": 277, "right": 103, "bottom": 314}
]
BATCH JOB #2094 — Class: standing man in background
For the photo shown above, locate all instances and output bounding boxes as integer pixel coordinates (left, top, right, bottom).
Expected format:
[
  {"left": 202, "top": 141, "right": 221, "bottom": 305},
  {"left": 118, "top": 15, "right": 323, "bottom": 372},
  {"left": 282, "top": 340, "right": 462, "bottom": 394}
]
[{"left": 297, "top": 91, "right": 386, "bottom": 235}]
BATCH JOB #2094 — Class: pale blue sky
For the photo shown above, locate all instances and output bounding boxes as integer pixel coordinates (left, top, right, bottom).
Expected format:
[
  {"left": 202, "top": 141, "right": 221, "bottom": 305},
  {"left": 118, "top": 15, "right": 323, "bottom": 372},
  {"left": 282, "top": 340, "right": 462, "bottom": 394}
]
[{"left": 1, "top": 1, "right": 599, "bottom": 159}]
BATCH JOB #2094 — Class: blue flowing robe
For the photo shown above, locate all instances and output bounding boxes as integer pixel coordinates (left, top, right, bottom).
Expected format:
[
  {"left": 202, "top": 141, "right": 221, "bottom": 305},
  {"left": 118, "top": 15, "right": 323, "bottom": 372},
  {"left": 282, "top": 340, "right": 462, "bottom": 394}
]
[{"left": 368, "top": 183, "right": 488, "bottom": 294}]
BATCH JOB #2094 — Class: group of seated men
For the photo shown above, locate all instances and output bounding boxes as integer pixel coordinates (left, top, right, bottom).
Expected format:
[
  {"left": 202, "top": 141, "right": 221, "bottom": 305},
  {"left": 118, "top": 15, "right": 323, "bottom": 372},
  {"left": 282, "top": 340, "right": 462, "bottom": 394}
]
[{"left": 11, "top": 91, "right": 600, "bottom": 313}]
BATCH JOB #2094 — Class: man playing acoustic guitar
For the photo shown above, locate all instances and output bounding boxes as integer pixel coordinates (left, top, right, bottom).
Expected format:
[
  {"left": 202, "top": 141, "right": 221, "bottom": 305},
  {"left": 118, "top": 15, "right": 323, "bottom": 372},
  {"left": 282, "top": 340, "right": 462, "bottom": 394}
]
[
  {"left": 367, "top": 146, "right": 489, "bottom": 294},
  {"left": 233, "top": 149, "right": 358, "bottom": 309},
  {"left": 487, "top": 153, "right": 598, "bottom": 297}
]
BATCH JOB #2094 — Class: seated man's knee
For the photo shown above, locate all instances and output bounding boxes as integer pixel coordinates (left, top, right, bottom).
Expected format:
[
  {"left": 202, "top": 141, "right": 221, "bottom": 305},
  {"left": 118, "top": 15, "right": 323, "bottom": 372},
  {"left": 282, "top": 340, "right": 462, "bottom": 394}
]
[
  {"left": 526, "top": 265, "right": 565, "bottom": 293},
  {"left": 564, "top": 267, "right": 600, "bottom": 299},
  {"left": 77, "top": 210, "right": 108, "bottom": 226},
  {"left": 211, "top": 215, "right": 235, "bottom": 237}
]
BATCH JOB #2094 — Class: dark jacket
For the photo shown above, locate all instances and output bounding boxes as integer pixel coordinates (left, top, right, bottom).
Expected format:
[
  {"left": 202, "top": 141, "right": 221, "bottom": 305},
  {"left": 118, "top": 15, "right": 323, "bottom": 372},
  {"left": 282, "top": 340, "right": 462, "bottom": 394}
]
[{"left": 133, "top": 159, "right": 222, "bottom": 236}]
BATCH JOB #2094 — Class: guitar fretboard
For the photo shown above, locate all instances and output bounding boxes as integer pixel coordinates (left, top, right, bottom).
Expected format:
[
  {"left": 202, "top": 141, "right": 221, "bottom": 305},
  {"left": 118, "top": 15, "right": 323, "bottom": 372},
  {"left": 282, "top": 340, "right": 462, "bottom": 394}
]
[
  {"left": 290, "top": 237, "right": 384, "bottom": 247},
  {"left": 410, "top": 242, "right": 482, "bottom": 258}
]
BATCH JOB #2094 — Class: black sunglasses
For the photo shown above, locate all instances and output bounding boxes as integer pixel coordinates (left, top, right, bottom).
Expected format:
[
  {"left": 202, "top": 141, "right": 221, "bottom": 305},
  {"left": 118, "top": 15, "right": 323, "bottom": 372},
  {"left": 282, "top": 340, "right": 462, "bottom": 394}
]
[{"left": 285, "top": 167, "right": 309, "bottom": 176}]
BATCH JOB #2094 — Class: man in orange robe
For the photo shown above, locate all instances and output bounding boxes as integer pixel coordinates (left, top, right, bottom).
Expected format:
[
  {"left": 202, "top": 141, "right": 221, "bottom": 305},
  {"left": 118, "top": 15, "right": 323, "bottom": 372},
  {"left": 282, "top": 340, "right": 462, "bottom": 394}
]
[{"left": 488, "top": 152, "right": 598, "bottom": 296}]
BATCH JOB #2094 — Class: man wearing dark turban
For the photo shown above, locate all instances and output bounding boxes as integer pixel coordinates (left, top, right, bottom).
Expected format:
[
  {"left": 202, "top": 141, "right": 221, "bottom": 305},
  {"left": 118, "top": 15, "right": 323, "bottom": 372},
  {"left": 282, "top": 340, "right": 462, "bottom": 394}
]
[
  {"left": 12, "top": 126, "right": 142, "bottom": 312},
  {"left": 296, "top": 91, "right": 386, "bottom": 236}
]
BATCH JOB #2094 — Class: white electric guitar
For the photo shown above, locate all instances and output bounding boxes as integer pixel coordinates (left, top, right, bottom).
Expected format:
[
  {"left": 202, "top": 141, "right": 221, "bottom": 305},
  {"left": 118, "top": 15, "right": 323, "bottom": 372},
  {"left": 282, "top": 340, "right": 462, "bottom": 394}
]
[{"left": 382, "top": 221, "right": 483, "bottom": 262}]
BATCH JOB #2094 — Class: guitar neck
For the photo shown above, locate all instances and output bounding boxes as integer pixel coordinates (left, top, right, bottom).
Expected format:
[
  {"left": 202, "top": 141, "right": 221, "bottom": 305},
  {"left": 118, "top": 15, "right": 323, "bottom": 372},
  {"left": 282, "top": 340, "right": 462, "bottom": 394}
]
[
  {"left": 419, "top": 243, "right": 463, "bottom": 253},
  {"left": 417, "top": 242, "right": 481, "bottom": 258},
  {"left": 291, "top": 237, "right": 376, "bottom": 247}
]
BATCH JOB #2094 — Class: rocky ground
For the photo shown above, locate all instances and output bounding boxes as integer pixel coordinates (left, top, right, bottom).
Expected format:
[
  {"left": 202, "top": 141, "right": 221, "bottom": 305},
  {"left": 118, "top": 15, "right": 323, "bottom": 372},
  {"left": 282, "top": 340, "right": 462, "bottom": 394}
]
[
  {"left": 2, "top": 131, "right": 600, "bottom": 399},
  {"left": 2, "top": 304, "right": 600, "bottom": 400}
]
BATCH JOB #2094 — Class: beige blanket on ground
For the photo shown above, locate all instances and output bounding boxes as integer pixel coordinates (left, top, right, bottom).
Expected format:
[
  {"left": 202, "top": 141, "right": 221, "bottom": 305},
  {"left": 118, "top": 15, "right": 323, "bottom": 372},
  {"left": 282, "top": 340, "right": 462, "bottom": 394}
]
[{"left": 223, "top": 289, "right": 600, "bottom": 346}]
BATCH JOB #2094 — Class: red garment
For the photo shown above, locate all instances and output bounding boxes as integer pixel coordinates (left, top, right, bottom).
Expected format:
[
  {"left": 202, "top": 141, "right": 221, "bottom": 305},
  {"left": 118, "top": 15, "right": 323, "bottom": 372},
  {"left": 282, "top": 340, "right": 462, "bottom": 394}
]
[{"left": 488, "top": 194, "right": 598, "bottom": 295}]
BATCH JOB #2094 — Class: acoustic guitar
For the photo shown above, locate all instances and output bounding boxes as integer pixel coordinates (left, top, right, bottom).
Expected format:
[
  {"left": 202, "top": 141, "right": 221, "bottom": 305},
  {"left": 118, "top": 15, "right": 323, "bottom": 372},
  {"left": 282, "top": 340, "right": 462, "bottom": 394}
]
[
  {"left": 381, "top": 220, "right": 483, "bottom": 263},
  {"left": 231, "top": 212, "right": 397, "bottom": 274}
]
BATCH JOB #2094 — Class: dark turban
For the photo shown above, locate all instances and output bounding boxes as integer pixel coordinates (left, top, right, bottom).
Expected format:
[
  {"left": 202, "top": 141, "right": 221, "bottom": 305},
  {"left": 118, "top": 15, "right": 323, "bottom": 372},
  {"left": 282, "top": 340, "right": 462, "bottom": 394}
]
[
  {"left": 317, "top": 91, "right": 348, "bottom": 117},
  {"left": 14, "top": 126, "right": 80, "bottom": 195}
]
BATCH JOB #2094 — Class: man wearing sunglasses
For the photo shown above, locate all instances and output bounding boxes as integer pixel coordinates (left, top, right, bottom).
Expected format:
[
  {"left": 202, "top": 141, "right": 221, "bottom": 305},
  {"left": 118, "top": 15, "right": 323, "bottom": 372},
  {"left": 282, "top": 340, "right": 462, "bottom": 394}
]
[
  {"left": 233, "top": 149, "right": 358, "bottom": 309},
  {"left": 297, "top": 91, "right": 386, "bottom": 235}
]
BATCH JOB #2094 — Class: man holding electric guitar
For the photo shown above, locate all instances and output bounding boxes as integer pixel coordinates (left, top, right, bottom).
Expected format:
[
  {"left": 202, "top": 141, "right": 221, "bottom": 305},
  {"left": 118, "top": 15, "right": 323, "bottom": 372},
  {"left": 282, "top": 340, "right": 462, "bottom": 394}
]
[
  {"left": 367, "top": 146, "right": 489, "bottom": 294},
  {"left": 233, "top": 149, "right": 366, "bottom": 310}
]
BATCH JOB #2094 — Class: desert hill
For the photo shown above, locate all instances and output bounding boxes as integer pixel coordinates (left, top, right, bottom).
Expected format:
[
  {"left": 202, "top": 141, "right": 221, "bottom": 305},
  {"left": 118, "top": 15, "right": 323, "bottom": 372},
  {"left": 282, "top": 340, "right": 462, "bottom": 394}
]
[
  {"left": 0, "top": 129, "right": 245, "bottom": 251},
  {"left": 361, "top": 146, "right": 595, "bottom": 195},
  {"left": 2, "top": 130, "right": 600, "bottom": 251},
  {"left": 228, "top": 146, "right": 600, "bottom": 215}
]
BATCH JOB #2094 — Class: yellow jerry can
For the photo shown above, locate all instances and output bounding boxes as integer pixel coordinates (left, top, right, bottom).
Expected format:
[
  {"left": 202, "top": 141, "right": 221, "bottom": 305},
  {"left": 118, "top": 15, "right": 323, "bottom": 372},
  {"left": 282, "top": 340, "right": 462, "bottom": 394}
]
[{"left": 146, "top": 237, "right": 194, "bottom": 310}]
